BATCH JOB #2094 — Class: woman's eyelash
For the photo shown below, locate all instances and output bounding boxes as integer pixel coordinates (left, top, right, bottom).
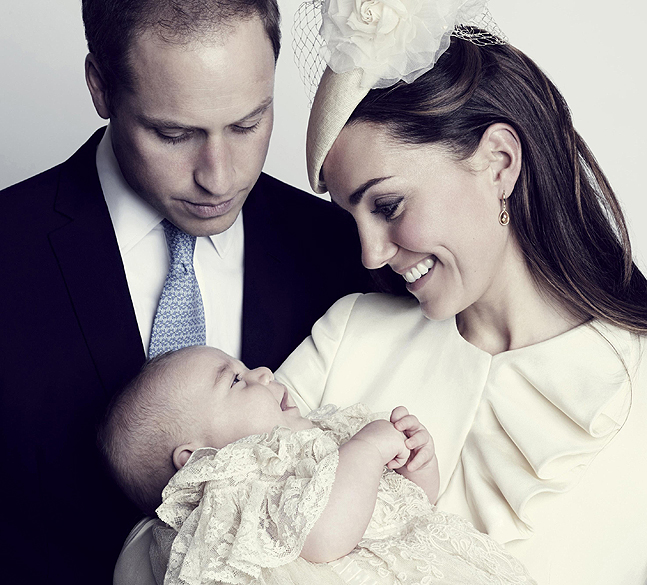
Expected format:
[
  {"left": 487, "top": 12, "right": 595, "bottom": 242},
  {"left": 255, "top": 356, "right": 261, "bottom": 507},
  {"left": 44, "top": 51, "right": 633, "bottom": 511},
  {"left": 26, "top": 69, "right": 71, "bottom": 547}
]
[
  {"left": 231, "top": 374, "right": 241, "bottom": 387},
  {"left": 371, "top": 198, "right": 403, "bottom": 221}
]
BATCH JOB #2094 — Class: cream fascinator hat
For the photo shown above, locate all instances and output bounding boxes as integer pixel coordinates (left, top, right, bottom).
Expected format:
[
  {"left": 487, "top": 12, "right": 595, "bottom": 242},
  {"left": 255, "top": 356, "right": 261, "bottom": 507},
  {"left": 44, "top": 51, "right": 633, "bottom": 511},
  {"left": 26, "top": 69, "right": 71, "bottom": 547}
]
[{"left": 296, "top": 0, "right": 506, "bottom": 193}]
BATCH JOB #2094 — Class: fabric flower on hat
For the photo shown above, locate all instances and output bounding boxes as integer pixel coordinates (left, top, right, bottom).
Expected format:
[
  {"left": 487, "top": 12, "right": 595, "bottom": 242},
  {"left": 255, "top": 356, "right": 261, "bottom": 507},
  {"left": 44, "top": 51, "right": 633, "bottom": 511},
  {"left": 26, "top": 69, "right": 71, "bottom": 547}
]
[{"left": 320, "top": 0, "right": 488, "bottom": 88}]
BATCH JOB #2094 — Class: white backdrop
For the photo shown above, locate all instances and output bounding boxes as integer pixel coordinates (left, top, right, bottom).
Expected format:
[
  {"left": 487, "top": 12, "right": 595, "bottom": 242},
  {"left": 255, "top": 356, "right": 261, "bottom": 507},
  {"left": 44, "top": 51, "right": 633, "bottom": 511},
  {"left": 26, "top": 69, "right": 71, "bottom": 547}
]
[{"left": 1, "top": 1, "right": 645, "bottom": 267}]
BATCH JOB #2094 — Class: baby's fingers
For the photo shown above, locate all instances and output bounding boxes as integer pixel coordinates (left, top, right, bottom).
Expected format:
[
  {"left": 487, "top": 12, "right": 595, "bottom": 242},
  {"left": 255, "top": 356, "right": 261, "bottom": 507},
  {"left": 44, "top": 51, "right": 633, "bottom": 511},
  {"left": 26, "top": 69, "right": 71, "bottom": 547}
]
[
  {"left": 386, "top": 444, "right": 411, "bottom": 470},
  {"left": 390, "top": 406, "right": 409, "bottom": 425},
  {"left": 405, "top": 432, "right": 436, "bottom": 472},
  {"left": 405, "top": 428, "right": 432, "bottom": 451},
  {"left": 407, "top": 447, "right": 437, "bottom": 472},
  {"left": 393, "top": 414, "right": 423, "bottom": 435}
]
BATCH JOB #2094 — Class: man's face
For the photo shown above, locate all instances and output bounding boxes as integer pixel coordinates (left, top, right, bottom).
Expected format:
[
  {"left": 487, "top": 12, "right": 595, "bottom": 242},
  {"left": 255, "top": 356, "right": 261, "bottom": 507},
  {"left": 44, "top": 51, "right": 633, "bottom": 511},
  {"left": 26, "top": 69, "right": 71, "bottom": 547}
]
[{"left": 107, "top": 18, "right": 275, "bottom": 236}]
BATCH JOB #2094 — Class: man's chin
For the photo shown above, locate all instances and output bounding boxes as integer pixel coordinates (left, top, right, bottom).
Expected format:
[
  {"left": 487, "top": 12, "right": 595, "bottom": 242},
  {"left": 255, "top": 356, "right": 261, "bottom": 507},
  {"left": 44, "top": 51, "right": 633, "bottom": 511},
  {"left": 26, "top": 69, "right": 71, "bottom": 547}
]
[{"left": 176, "top": 211, "right": 241, "bottom": 237}]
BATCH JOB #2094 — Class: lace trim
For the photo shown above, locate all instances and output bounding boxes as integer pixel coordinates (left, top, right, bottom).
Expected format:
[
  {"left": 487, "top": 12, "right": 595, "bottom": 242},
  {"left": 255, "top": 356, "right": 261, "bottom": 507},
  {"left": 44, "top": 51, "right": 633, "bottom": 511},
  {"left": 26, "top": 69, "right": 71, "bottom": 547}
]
[
  {"left": 156, "top": 405, "right": 536, "bottom": 584},
  {"left": 157, "top": 427, "right": 340, "bottom": 584}
]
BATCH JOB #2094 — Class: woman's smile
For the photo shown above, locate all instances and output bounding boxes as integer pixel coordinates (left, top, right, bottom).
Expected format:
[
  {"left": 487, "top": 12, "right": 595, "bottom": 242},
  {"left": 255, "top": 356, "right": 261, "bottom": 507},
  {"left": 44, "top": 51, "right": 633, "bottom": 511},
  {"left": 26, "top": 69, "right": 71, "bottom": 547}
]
[{"left": 402, "top": 256, "right": 436, "bottom": 285}]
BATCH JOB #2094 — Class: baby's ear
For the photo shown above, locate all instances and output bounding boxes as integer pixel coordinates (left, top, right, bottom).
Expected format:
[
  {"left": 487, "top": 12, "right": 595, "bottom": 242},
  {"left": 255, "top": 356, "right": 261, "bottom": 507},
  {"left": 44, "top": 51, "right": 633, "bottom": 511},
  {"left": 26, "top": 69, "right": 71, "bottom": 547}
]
[{"left": 172, "top": 444, "right": 195, "bottom": 470}]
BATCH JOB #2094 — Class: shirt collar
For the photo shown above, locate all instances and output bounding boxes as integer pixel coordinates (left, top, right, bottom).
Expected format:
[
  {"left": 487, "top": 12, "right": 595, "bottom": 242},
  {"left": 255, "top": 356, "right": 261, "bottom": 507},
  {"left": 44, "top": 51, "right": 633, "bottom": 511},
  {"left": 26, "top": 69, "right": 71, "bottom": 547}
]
[{"left": 96, "top": 124, "right": 242, "bottom": 258}]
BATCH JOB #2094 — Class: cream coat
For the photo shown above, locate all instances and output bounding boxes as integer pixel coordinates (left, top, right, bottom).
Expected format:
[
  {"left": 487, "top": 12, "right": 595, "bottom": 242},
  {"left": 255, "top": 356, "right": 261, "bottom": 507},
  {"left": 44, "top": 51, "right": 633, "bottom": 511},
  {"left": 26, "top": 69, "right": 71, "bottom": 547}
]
[{"left": 276, "top": 292, "right": 647, "bottom": 585}]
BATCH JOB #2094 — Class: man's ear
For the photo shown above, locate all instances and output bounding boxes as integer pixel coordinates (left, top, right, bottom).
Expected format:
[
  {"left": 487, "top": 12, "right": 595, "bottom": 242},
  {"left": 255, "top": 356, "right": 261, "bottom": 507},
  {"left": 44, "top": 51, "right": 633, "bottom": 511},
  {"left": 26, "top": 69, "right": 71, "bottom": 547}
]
[
  {"left": 172, "top": 444, "right": 196, "bottom": 471},
  {"left": 478, "top": 123, "right": 522, "bottom": 197},
  {"left": 85, "top": 53, "right": 111, "bottom": 119}
]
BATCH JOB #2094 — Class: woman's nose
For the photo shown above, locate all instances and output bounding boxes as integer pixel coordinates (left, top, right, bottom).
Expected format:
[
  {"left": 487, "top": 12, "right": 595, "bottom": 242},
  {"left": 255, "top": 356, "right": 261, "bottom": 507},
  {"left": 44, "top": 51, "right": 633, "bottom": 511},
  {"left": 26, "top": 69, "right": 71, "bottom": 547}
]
[
  {"left": 244, "top": 367, "right": 274, "bottom": 385},
  {"left": 358, "top": 224, "right": 398, "bottom": 270}
]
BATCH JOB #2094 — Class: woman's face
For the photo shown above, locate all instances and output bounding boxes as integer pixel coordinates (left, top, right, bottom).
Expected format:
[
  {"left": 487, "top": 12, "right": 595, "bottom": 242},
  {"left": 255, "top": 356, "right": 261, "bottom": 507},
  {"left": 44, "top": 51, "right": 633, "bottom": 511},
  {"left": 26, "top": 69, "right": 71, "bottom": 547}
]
[{"left": 323, "top": 122, "right": 515, "bottom": 321}]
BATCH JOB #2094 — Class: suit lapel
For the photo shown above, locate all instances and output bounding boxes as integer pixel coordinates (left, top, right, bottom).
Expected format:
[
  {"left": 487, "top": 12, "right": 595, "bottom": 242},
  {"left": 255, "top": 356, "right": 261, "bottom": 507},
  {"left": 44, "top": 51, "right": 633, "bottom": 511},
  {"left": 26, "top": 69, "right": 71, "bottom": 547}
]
[
  {"left": 48, "top": 129, "right": 145, "bottom": 395},
  {"left": 241, "top": 177, "right": 297, "bottom": 370}
]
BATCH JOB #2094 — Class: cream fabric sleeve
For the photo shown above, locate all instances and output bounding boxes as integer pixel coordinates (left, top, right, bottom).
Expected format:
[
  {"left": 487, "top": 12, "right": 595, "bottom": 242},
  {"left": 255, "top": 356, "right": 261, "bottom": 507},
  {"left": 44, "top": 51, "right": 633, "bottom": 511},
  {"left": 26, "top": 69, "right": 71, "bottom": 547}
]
[{"left": 276, "top": 293, "right": 361, "bottom": 413}]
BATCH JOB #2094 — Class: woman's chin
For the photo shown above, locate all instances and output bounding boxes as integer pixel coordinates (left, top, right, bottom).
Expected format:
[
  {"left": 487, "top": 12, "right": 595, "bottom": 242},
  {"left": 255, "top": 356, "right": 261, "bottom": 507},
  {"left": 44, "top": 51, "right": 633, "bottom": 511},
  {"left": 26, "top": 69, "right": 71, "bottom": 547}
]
[{"left": 418, "top": 297, "right": 459, "bottom": 322}]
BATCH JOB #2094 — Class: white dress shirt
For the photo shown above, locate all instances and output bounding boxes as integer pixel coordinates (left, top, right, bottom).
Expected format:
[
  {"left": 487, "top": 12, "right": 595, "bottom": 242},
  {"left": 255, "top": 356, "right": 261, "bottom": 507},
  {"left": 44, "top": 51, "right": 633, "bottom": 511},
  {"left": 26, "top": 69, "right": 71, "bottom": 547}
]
[{"left": 96, "top": 126, "right": 244, "bottom": 359}]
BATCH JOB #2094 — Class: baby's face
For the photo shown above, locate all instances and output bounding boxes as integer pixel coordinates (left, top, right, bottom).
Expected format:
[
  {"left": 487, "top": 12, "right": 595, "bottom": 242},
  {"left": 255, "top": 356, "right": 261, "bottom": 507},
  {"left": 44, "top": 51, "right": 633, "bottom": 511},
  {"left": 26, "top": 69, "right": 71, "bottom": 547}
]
[{"left": 172, "top": 346, "right": 313, "bottom": 448}]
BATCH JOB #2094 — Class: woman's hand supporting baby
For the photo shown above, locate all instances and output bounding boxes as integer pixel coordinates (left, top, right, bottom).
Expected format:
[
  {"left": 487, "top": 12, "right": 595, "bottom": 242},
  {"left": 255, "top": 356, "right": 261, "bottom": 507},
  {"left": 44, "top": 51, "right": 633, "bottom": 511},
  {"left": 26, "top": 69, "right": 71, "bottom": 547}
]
[{"left": 300, "top": 407, "right": 439, "bottom": 564}]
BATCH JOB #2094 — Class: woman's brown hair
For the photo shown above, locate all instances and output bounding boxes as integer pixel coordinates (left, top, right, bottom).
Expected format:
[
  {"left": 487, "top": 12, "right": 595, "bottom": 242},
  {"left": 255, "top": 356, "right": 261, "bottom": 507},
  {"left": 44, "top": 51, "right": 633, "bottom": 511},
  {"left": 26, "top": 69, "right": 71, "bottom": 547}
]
[{"left": 349, "top": 34, "right": 647, "bottom": 333}]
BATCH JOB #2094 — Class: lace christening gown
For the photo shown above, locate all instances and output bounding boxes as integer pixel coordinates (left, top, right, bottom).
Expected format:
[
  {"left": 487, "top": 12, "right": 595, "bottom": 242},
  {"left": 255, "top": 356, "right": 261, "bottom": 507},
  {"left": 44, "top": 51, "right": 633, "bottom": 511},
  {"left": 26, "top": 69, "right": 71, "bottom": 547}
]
[{"left": 155, "top": 404, "right": 536, "bottom": 585}]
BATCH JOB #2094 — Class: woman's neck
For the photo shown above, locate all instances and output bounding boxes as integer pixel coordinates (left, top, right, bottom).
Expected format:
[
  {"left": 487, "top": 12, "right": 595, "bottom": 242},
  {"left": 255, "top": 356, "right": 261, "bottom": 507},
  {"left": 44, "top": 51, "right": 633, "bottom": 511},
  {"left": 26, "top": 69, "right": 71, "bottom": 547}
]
[{"left": 456, "top": 246, "right": 585, "bottom": 355}]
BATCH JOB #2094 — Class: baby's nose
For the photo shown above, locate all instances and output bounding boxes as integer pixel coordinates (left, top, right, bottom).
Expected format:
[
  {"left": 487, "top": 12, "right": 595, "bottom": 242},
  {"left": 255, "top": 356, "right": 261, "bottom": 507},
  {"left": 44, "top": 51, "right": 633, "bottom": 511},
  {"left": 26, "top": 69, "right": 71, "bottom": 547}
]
[{"left": 248, "top": 367, "right": 274, "bottom": 385}]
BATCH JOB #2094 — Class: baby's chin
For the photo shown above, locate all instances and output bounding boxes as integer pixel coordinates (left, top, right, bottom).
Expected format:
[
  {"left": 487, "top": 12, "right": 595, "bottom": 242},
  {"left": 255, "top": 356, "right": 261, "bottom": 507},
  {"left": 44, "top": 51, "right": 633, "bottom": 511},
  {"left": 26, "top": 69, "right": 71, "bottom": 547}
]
[{"left": 285, "top": 413, "right": 315, "bottom": 432}]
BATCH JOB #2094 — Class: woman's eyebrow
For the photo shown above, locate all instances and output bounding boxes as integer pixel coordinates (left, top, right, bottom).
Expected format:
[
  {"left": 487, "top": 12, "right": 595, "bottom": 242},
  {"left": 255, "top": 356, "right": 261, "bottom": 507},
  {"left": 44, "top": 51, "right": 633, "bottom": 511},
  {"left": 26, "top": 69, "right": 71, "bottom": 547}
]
[{"left": 349, "top": 176, "right": 392, "bottom": 205}]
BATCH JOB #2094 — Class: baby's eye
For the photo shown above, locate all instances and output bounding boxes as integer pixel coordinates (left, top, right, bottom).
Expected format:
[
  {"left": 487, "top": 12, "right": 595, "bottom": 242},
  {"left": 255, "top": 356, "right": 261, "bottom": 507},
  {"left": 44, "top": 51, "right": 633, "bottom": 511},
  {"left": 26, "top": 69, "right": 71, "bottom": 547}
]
[{"left": 231, "top": 374, "right": 242, "bottom": 387}]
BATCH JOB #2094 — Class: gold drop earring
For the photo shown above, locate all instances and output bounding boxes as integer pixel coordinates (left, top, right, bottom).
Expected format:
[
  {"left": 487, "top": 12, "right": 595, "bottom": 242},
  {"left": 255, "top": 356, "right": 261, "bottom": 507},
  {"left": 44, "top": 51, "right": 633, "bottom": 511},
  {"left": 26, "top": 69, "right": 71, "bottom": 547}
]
[{"left": 498, "top": 190, "right": 510, "bottom": 226}]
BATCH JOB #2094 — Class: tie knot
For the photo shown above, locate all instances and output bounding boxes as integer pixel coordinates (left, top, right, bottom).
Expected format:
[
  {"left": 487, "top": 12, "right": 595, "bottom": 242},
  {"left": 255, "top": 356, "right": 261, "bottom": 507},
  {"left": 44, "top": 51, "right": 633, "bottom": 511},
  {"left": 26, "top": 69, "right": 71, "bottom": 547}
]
[{"left": 162, "top": 219, "right": 196, "bottom": 268}]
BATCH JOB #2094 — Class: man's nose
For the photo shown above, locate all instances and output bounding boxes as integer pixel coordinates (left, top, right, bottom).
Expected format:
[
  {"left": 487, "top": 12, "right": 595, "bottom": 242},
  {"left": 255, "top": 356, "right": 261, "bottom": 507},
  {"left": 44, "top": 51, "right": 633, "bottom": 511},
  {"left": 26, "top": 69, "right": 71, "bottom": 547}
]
[
  {"left": 358, "top": 223, "right": 398, "bottom": 270},
  {"left": 193, "top": 136, "right": 234, "bottom": 196},
  {"left": 244, "top": 366, "right": 274, "bottom": 385}
]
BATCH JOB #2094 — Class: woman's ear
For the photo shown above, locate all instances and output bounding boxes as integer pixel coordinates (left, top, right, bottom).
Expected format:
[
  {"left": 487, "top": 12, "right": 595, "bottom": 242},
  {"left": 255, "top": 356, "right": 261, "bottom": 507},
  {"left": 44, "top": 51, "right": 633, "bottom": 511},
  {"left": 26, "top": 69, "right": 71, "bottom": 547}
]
[
  {"left": 172, "top": 444, "right": 196, "bottom": 471},
  {"left": 85, "top": 53, "right": 111, "bottom": 119},
  {"left": 478, "top": 123, "right": 522, "bottom": 197}
]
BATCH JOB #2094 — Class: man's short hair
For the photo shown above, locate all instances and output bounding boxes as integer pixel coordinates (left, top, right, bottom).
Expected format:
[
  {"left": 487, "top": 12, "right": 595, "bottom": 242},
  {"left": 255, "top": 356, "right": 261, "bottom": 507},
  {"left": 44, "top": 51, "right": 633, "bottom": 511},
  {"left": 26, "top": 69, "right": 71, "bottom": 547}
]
[
  {"left": 98, "top": 351, "right": 189, "bottom": 515},
  {"left": 82, "top": 0, "right": 281, "bottom": 106}
]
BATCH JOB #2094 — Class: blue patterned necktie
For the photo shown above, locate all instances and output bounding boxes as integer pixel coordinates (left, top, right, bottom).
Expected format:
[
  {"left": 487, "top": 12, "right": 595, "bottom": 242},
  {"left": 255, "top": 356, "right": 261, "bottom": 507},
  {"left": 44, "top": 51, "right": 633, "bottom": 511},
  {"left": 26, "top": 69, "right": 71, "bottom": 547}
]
[{"left": 148, "top": 219, "right": 206, "bottom": 358}]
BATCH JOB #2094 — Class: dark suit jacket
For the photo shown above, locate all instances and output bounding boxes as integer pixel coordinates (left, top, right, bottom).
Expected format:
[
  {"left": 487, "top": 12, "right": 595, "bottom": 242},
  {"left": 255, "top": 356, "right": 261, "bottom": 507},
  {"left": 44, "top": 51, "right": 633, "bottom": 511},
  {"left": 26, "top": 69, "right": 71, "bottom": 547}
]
[{"left": 0, "top": 129, "right": 368, "bottom": 585}]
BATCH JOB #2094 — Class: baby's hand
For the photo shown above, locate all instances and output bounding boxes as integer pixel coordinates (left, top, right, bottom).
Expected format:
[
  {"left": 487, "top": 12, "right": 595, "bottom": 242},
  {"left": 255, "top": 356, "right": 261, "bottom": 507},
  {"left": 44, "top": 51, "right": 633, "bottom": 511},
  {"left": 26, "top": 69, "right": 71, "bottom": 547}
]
[
  {"left": 390, "top": 406, "right": 435, "bottom": 472},
  {"left": 350, "top": 419, "right": 410, "bottom": 469},
  {"left": 390, "top": 406, "right": 439, "bottom": 503}
]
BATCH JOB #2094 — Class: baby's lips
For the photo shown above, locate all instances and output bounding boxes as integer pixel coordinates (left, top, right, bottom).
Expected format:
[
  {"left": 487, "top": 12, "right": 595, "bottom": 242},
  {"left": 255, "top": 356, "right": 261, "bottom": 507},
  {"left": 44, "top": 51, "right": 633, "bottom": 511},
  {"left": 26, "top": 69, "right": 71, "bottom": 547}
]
[
  {"left": 284, "top": 391, "right": 296, "bottom": 408},
  {"left": 279, "top": 386, "right": 288, "bottom": 410},
  {"left": 279, "top": 385, "right": 297, "bottom": 410}
]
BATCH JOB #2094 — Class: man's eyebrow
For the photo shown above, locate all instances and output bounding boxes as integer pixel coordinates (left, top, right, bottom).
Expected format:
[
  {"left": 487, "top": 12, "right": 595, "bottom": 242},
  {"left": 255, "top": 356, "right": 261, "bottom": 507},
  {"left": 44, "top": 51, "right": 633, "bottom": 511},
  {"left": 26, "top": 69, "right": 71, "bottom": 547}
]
[
  {"left": 233, "top": 97, "right": 273, "bottom": 124},
  {"left": 136, "top": 114, "right": 195, "bottom": 131},
  {"left": 135, "top": 97, "right": 273, "bottom": 130},
  {"left": 349, "top": 177, "right": 392, "bottom": 206}
]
